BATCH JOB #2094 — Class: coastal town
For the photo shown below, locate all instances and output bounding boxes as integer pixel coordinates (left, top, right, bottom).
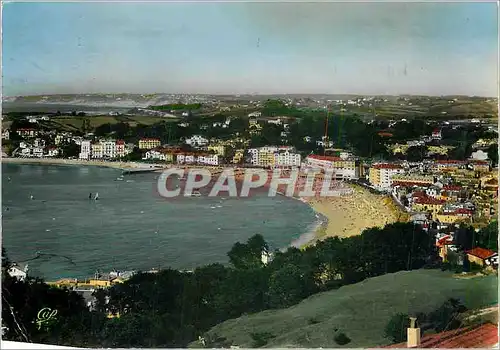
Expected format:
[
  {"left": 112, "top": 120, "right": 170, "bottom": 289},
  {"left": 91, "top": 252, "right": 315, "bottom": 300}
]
[
  {"left": 2, "top": 1, "right": 498, "bottom": 347},
  {"left": 4, "top": 99, "right": 498, "bottom": 283}
]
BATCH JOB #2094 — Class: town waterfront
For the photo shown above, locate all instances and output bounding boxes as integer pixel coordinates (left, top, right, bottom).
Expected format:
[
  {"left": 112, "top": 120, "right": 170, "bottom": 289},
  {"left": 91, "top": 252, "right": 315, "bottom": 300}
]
[{"left": 2, "top": 163, "right": 317, "bottom": 280}]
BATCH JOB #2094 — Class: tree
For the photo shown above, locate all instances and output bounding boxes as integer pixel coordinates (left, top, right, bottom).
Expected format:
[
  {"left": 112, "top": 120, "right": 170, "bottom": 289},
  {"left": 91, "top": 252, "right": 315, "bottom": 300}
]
[
  {"left": 60, "top": 141, "right": 80, "bottom": 158},
  {"left": 487, "top": 144, "right": 498, "bottom": 166},
  {"left": 384, "top": 313, "right": 410, "bottom": 343},
  {"left": 267, "top": 264, "right": 306, "bottom": 308},
  {"left": 227, "top": 234, "right": 268, "bottom": 270},
  {"left": 475, "top": 220, "right": 498, "bottom": 251},
  {"left": 406, "top": 146, "right": 427, "bottom": 162},
  {"left": 427, "top": 298, "right": 466, "bottom": 332}
]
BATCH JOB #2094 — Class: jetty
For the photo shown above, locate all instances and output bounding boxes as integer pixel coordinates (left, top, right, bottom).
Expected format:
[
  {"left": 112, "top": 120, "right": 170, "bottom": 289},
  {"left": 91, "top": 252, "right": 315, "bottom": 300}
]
[{"left": 122, "top": 166, "right": 165, "bottom": 175}]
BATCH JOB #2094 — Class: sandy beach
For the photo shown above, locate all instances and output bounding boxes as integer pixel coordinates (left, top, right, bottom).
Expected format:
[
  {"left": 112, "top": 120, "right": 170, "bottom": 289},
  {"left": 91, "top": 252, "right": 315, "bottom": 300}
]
[
  {"left": 303, "top": 184, "right": 408, "bottom": 241},
  {"left": 1, "top": 157, "right": 166, "bottom": 170}
]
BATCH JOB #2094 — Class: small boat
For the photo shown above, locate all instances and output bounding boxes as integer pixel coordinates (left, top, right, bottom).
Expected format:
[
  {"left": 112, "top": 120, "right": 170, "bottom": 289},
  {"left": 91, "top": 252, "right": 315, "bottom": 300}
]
[
  {"left": 115, "top": 177, "right": 124, "bottom": 181},
  {"left": 94, "top": 192, "right": 99, "bottom": 200}
]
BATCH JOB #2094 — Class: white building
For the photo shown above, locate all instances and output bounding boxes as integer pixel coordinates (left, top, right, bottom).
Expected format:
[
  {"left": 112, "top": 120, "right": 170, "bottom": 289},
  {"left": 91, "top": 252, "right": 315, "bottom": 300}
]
[
  {"left": 185, "top": 135, "right": 209, "bottom": 147},
  {"left": 471, "top": 150, "right": 489, "bottom": 161},
  {"left": 248, "top": 111, "right": 261, "bottom": 117},
  {"left": 102, "top": 140, "right": 117, "bottom": 159},
  {"left": 274, "top": 150, "right": 301, "bottom": 168},
  {"left": 177, "top": 154, "right": 196, "bottom": 164},
  {"left": 46, "top": 147, "right": 59, "bottom": 157},
  {"left": 197, "top": 154, "right": 219, "bottom": 166},
  {"left": 2, "top": 129, "right": 10, "bottom": 140},
  {"left": 8, "top": 263, "right": 28, "bottom": 281},
  {"left": 79, "top": 140, "right": 91, "bottom": 160},
  {"left": 144, "top": 149, "right": 168, "bottom": 161},
  {"left": 32, "top": 147, "right": 44, "bottom": 158}
]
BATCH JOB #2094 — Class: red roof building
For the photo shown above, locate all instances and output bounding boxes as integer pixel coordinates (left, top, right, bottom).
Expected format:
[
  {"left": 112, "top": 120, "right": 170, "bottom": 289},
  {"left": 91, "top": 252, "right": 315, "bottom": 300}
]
[
  {"left": 414, "top": 197, "right": 446, "bottom": 205},
  {"left": 372, "top": 163, "right": 404, "bottom": 170},
  {"left": 465, "top": 247, "right": 496, "bottom": 260},
  {"left": 382, "top": 323, "right": 498, "bottom": 348},
  {"left": 443, "top": 185, "right": 462, "bottom": 191},
  {"left": 307, "top": 154, "right": 343, "bottom": 162}
]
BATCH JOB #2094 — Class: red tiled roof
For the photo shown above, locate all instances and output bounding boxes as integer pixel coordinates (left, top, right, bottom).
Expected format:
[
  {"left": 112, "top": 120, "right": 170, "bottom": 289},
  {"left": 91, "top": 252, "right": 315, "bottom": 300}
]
[
  {"left": 378, "top": 132, "right": 393, "bottom": 137},
  {"left": 412, "top": 191, "right": 427, "bottom": 198},
  {"left": 435, "top": 160, "right": 466, "bottom": 164},
  {"left": 466, "top": 247, "right": 496, "bottom": 260},
  {"left": 443, "top": 185, "right": 462, "bottom": 191},
  {"left": 392, "top": 181, "right": 431, "bottom": 188},
  {"left": 382, "top": 323, "right": 498, "bottom": 348},
  {"left": 471, "top": 160, "right": 490, "bottom": 165},
  {"left": 372, "top": 163, "right": 404, "bottom": 170},
  {"left": 307, "top": 155, "right": 343, "bottom": 162},
  {"left": 414, "top": 197, "right": 446, "bottom": 205},
  {"left": 436, "top": 235, "right": 454, "bottom": 247},
  {"left": 454, "top": 208, "right": 473, "bottom": 215},
  {"left": 116, "top": 140, "right": 125, "bottom": 145},
  {"left": 432, "top": 128, "right": 441, "bottom": 133}
]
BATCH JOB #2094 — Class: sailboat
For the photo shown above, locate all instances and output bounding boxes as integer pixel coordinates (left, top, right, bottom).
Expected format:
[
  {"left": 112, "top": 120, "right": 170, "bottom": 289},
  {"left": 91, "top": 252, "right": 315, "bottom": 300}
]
[{"left": 94, "top": 192, "right": 99, "bottom": 200}]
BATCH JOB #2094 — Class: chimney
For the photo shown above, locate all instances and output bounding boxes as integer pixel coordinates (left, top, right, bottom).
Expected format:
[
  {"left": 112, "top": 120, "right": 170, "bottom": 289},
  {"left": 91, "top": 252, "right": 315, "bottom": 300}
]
[{"left": 407, "top": 317, "right": 421, "bottom": 348}]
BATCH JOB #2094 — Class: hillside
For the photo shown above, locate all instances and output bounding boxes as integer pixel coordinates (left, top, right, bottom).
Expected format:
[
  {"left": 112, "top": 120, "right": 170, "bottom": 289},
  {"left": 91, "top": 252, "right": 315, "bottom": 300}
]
[{"left": 191, "top": 269, "right": 497, "bottom": 348}]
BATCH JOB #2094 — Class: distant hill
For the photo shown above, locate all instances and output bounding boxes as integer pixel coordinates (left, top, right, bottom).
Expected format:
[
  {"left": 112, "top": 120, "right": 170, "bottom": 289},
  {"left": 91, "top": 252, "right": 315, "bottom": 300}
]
[{"left": 191, "top": 269, "right": 497, "bottom": 348}]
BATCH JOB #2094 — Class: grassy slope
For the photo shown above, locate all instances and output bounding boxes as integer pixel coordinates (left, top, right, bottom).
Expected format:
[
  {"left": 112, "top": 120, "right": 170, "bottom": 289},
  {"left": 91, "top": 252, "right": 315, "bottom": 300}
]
[{"left": 194, "top": 270, "right": 497, "bottom": 348}]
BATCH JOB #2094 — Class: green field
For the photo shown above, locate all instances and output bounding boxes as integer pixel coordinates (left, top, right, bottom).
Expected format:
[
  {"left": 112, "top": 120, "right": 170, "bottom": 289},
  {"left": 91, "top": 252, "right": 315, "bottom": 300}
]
[
  {"left": 45, "top": 115, "right": 176, "bottom": 132},
  {"left": 192, "top": 269, "right": 497, "bottom": 348}
]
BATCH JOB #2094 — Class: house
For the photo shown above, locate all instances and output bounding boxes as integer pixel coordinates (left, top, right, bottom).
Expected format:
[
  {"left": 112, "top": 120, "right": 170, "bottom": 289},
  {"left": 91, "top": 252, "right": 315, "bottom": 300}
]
[
  {"left": 207, "top": 144, "right": 226, "bottom": 156},
  {"left": 432, "top": 160, "right": 466, "bottom": 172},
  {"left": 32, "top": 147, "right": 44, "bottom": 158},
  {"left": 435, "top": 234, "right": 455, "bottom": 261},
  {"left": 412, "top": 197, "right": 446, "bottom": 217},
  {"left": 382, "top": 320, "right": 498, "bottom": 348},
  {"left": 47, "top": 147, "right": 59, "bottom": 157},
  {"left": 16, "top": 128, "right": 37, "bottom": 138},
  {"left": 465, "top": 247, "right": 497, "bottom": 267},
  {"left": 185, "top": 135, "right": 208, "bottom": 147},
  {"left": 468, "top": 160, "right": 490, "bottom": 173},
  {"left": 197, "top": 153, "right": 219, "bottom": 166},
  {"left": 229, "top": 149, "right": 243, "bottom": 164},
  {"left": 7, "top": 263, "right": 28, "bottom": 281},
  {"left": 431, "top": 128, "right": 442, "bottom": 140},
  {"left": 2, "top": 129, "right": 10, "bottom": 140}
]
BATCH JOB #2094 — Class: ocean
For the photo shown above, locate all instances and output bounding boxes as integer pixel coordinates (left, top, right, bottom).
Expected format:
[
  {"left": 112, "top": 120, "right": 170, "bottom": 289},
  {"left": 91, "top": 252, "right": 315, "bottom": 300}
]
[{"left": 2, "top": 163, "right": 316, "bottom": 280}]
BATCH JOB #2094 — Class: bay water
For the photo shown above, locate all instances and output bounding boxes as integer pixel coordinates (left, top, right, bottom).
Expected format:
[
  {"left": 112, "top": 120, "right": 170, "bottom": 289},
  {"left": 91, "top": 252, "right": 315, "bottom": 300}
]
[{"left": 2, "top": 163, "right": 316, "bottom": 280}]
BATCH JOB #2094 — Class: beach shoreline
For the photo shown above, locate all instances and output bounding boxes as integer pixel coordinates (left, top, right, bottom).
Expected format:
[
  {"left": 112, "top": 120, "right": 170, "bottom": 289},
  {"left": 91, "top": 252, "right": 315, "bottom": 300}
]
[
  {"left": 1, "top": 157, "right": 166, "bottom": 170},
  {"left": 295, "top": 184, "right": 407, "bottom": 247}
]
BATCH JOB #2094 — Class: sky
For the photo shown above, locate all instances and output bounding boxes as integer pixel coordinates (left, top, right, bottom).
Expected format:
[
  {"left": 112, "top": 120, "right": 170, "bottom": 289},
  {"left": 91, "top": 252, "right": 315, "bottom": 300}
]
[{"left": 2, "top": 1, "right": 499, "bottom": 96}]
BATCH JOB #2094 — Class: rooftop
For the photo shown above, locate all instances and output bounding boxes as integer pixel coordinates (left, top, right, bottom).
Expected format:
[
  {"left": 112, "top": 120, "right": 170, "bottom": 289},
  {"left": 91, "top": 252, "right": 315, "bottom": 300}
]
[
  {"left": 382, "top": 323, "right": 498, "bottom": 348},
  {"left": 372, "top": 163, "right": 404, "bottom": 170},
  {"left": 465, "top": 247, "right": 497, "bottom": 260}
]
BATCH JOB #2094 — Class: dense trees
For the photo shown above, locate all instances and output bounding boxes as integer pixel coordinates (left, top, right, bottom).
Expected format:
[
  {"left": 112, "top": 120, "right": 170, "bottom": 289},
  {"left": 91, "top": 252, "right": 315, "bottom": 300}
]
[{"left": 2, "top": 222, "right": 437, "bottom": 348}]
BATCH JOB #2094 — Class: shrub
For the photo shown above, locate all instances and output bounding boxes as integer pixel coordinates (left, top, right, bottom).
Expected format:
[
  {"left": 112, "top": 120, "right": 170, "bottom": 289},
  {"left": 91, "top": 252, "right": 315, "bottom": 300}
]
[
  {"left": 334, "top": 332, "right": 351, "bottom": 345},
  {"left": 250, "top": 332, "right": 274, "bottom": 347}
]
